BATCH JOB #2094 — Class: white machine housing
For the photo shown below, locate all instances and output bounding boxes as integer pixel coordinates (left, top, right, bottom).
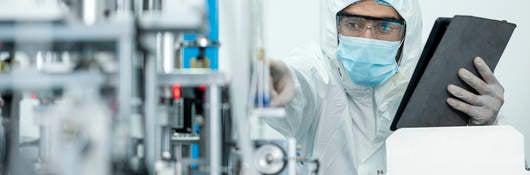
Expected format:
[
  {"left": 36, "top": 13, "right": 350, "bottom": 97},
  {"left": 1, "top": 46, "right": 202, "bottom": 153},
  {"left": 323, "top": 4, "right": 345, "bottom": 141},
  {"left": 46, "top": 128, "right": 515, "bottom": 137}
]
[{"left": 386, "top": 126, "right": 528, "bottom": 175}]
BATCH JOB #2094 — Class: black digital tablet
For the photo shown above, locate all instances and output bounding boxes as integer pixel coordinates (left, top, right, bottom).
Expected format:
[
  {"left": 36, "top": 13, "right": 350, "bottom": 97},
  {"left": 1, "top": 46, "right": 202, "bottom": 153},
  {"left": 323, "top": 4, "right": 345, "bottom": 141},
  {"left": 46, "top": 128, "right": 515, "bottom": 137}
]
[{"left": 390, "top": 15, "right": 516, "bottom": 131}]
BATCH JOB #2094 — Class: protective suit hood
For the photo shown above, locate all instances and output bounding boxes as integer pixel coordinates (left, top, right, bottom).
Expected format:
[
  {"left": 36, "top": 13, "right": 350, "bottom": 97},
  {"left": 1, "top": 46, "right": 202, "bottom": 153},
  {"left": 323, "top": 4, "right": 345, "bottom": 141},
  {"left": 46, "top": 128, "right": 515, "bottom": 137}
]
[{"left": 320, "top": 0, "right": 423, "bottom": 95}]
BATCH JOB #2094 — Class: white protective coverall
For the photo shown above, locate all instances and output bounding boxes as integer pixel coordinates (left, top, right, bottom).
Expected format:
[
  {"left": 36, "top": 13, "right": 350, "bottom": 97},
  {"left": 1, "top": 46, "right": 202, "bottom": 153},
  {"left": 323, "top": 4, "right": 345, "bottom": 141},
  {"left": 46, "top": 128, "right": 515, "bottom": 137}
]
[{"left": 265, "top": 0, "right": 423, "bottom": 174}]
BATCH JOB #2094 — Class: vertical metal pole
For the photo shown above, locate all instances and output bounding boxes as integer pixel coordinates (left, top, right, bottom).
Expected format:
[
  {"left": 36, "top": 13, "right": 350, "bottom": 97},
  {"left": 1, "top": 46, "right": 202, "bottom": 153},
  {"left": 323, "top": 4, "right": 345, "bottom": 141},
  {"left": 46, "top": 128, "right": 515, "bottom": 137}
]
[
  {"left": 219, "top": 0, "right": 257, "bottom": 173},
  {"left": 39, "top": 126, "right": 51, "bottom": 163},
  {"left": 6, "top": 94, "right": 21, "bottom": 174},
  {"left": 161, "top": 127, "right": 171, "bottom": 159},
  {"left": 115, "top": 0, "right": 130, "bottom": 12},
  {"left": 175, "top": 144, "right": 183, "bottom": 175},
  {"left": 114, "top": 34, "right": 134, "bottom": 162},
  {"left": 144, "top": 53, "right": 158, "bottom": 174},
  {"left": 0, "top": 119, "right": 4, "bottom": 173},
  {"left": 288, "top": 138, "right": 296, "bottom": 175},
  {"left": 119, "top": 36, "right": 133, "bottom": 121},
  {"left": 208, "top": 86, "right": 221, "bottom": 175}
]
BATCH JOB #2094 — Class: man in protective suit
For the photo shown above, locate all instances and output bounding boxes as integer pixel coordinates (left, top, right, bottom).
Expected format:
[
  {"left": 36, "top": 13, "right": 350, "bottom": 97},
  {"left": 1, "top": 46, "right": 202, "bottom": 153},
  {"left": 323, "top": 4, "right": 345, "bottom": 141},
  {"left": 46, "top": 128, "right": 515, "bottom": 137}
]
[{"left": 267, "top": 0, "right": 505, "bottom": 174}]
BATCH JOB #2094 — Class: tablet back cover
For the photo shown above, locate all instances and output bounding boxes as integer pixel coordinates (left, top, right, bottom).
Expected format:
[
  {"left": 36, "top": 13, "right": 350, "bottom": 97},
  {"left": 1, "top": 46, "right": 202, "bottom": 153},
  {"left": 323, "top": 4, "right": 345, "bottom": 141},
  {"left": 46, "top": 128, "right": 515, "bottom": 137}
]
[{"left": 391, "top": 15, "right": 516, "bottom": 131}]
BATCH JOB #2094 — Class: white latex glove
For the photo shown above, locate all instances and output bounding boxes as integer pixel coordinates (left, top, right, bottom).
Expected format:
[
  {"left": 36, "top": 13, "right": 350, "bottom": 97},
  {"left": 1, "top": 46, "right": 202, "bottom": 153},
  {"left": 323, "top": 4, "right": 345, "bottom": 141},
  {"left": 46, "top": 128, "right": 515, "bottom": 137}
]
[
  {"left": 446, "top": 57, "right": 504, "bottom": 125},
  {"left": 269, "top": 60, "right": 296, "bottom": 107}
]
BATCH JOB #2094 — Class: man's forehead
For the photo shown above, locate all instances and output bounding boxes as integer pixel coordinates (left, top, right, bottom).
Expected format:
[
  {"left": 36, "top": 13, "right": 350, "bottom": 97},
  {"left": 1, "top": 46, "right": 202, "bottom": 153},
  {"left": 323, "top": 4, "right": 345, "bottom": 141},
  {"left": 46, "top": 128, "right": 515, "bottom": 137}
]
[{"left": 341, "top": 1, "right": 400, "bottom": 19}]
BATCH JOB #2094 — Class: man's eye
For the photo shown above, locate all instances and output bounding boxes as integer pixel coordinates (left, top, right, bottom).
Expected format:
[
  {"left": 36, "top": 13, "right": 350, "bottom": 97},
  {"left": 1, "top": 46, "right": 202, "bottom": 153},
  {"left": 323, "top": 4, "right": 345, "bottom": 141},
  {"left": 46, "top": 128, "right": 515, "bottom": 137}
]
[
  {"left": 378, "top": 23, "right": 395, "bottom": 33},
  {"left": 346, "top": 22, "right": 361, "bottom": 30}
]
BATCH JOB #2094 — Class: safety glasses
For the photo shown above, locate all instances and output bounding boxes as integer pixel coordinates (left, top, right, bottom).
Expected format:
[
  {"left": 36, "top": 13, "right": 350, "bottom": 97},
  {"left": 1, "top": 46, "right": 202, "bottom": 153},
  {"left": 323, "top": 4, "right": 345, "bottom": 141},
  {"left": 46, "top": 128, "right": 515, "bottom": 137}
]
[{"left": 337, "top": 12, "right": 406, "bottom": 41}]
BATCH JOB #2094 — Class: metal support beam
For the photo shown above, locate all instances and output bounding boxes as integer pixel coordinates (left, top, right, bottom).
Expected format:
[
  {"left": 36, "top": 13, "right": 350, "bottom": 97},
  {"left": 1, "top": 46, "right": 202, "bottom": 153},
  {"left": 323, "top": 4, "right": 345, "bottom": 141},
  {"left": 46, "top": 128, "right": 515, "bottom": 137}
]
[
  {"left": 208, "top": 86, "right": 221, "bottom": 175},
  {"left": 144, "top": 54, "right": 158, "bottom": 174}
]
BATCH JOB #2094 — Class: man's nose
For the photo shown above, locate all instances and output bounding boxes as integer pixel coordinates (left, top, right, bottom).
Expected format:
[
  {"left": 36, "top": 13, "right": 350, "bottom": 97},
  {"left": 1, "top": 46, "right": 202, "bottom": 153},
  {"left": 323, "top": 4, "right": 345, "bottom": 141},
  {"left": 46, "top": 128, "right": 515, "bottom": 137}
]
[{"left": 360, "top": 26, "right": 376, "bottom": 39}]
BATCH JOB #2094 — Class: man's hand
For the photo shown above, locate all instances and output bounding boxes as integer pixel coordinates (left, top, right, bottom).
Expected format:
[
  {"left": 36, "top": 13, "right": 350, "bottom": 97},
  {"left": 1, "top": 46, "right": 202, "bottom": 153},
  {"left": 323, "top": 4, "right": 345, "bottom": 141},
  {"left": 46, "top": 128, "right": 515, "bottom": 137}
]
[
  {"left": 269, "top": 60, "right": 295, "bottom": 107},
  {"left": 446, "top": 57, "right": 504, "bottom": 125}
]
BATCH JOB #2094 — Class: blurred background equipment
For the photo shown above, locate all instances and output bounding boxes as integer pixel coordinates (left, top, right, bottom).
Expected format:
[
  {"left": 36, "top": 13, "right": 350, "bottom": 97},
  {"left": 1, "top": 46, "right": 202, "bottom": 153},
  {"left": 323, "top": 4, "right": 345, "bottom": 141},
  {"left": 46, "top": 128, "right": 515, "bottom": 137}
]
[{"left": 0, "top": 0, "right": 310, "bottom": 175}]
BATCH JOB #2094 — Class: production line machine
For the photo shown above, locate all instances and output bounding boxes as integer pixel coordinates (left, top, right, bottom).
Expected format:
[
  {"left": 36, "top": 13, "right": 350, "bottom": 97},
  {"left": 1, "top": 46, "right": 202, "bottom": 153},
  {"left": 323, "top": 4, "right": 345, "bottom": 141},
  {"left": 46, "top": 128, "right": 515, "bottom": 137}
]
[{"left": 0, "top": 0, "right": 317, "bottom": 175}]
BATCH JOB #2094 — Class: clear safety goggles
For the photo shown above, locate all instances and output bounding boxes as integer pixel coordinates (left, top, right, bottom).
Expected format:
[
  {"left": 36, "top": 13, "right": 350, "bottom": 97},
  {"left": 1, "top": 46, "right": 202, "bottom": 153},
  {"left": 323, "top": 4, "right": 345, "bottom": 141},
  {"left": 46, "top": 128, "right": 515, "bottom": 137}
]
[{"left": 337, "top": 12, "right": 406, "bottom": 41}]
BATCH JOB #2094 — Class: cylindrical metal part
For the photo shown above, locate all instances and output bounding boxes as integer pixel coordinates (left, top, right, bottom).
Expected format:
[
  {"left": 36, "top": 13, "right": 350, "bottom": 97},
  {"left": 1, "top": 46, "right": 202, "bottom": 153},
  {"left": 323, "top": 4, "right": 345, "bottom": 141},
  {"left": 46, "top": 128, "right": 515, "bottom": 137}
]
[
  {"left": 142, "top": 0, "right": 162, "bottom": 11},
  {"left": 115, "top": 0, "right": 131, "bottom": 12},
  {"left": 69, "top": 0, "right": 107, "bottom": 25},
  {"left": 160, "top": 127, "right": 172, "bottom": 160},
  {"left": 155, "top": 32, "right": 177, "bottom": 73},
  {"left": 162, "top": 33, "right": 176, "bottom": 72}
]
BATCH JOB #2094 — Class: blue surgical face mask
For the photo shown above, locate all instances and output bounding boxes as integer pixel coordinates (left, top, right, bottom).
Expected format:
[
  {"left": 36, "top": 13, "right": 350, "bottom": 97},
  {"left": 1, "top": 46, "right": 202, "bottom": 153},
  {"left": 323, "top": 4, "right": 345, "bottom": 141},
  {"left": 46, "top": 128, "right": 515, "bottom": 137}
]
[{"left": 336, "top": 35, "right": 401, "bottom": 87}]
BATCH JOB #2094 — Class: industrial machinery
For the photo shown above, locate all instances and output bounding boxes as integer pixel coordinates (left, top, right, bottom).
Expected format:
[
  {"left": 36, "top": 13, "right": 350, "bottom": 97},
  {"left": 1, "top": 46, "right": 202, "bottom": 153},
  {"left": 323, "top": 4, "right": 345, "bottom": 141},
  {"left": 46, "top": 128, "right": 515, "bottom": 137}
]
[
  {"left": 0, "top": 0, "right": 314, "bottom": 175},
  {"left": 0, "top": 0, "right": 135, "bottom": 174}
]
